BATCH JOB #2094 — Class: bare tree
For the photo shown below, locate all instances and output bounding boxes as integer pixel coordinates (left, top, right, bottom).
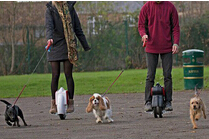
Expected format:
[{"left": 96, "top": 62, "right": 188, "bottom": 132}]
[
  {"left": 0, "top": 2, "right": 19, "bottom": 74},
  {"left": 9, "top": 2, "right": 17, "bottom": 73}
]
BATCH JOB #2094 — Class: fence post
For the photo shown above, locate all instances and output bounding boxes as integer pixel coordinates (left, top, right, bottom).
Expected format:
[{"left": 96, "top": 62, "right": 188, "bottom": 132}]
[
  {"left": 124, "top": 19, "right": 129, "bottom": 56},
  {"left": 27, "top": 26, "right": 30, "bottom": 73}
]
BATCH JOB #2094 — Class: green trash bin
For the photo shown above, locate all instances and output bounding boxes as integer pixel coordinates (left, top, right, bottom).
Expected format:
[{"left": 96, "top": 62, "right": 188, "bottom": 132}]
[{"left": 182, "top": 49, "right": 204, "bottom": 90}]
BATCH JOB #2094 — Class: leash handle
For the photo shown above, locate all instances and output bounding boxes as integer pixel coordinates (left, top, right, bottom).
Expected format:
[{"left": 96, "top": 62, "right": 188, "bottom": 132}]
[
  {"left": 143, "top": 38, "right": 147, "bottom": 47},
  {"left": 102, "top": 70, "right": 124, "bottom": 97},
  {"left": 45, "top": 41, "right": 52, "bottom": 51}
]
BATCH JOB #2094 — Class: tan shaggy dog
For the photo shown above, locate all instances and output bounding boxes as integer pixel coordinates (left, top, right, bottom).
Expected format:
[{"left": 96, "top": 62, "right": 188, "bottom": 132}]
[{"left": 190, "top": 87, "right": 206, "bottom": 129}]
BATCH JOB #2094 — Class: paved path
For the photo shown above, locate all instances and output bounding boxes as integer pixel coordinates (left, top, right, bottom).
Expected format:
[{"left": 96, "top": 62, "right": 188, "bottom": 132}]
[{"left": 0, "top": 91, "right": 209, "bottom": 139}]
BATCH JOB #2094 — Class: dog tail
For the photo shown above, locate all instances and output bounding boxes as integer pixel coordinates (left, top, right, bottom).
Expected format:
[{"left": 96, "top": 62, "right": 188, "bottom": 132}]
[
  {"left": 0, "top": 100, "right": 12, "bottom": 106},
  {"left": 194, "top": 84, "right": 200, "bottom": 97}
]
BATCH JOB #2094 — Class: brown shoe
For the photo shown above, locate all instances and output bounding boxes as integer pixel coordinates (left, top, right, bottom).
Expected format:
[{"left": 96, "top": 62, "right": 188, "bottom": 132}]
[
  {"left": 66, "top": 99, "right": 74, "bottom": 113},
  {"left": 49, "top": 99, "right": 57, "bottom": 114}
]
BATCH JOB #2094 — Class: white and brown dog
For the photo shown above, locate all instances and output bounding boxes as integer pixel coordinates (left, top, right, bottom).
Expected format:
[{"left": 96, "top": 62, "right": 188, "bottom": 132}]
[
  {"left": 86, "top": 93, "right": 113, "bottom": 123},
  {"left": 190, "top": 86, "right": 206, "bottom": 129}
]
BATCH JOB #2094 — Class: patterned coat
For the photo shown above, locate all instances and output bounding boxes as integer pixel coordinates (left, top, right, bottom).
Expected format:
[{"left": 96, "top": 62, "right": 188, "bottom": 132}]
[{"left": 45, "top": 1, "right": 91, "bottom": 62}]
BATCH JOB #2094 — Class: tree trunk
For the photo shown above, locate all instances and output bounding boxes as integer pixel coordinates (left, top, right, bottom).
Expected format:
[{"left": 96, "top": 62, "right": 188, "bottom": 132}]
[
  {"left": 9, "top": 2, "right": 16, "bottom": 74},
  {"left": 10, "top": 28, "right": 15, "bottom": 74},
  {"left": 0, "top": 53, "right": 7, "bottom": 75}
]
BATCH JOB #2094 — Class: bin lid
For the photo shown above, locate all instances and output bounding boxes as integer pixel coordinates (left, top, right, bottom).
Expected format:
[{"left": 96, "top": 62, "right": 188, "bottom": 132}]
[{"left": 182, "top": 49, "right": 204, "bottom": 55}]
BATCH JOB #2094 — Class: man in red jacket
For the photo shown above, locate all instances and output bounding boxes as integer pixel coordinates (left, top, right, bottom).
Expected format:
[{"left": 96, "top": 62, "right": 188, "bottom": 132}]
[{"left": 138, "top": 1, "right": 180, "bottom": 112}]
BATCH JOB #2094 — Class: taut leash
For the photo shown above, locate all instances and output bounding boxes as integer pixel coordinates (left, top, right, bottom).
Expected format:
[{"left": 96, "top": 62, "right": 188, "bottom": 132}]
[
  {"left": 13, "top": 42, "right": 51, "bottom": 106},
  {"left": 102, "top": 70, "right": 124, "bottom": 97}
]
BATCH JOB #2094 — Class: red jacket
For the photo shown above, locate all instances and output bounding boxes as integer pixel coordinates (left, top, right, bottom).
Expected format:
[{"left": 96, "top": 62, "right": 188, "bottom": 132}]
[{"left": 138, "top": 1, "right": 180, "bottom": 54}]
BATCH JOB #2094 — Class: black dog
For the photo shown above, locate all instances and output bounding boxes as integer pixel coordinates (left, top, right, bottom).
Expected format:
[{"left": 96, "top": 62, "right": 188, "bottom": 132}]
[{"left": 0, "top": 100, "right": 27, "bottom": 127}]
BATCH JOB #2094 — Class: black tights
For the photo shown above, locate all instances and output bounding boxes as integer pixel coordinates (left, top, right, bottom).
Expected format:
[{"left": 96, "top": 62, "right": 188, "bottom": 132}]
[{"left": 50, "top": 60, "right": 74, "bottom": 100}]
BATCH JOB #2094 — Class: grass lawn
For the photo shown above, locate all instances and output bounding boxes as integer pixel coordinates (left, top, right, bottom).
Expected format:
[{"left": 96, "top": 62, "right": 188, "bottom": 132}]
[{"left": 0, "top": 67, "right": 208, "bottom": 98}]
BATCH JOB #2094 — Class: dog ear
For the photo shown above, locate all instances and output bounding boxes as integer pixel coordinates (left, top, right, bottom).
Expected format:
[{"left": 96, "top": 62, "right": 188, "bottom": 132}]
[
  {"left": 98, "top": 96, "right": 106, "bottom": 110},
  {"left": 86, "top": 96, "right": 94, "bottom": 113},
  {"left": 200, "top": 99, "right": 207, "bottom": 119},
  {"left": 89, "top": 96, "right": 94, "bottom": 102},
  {"left": 199, "top": 99, "right": 204, "bottom": 108},
  {"left": 105, "top": 97, "right": 110, "bottom": 109}
]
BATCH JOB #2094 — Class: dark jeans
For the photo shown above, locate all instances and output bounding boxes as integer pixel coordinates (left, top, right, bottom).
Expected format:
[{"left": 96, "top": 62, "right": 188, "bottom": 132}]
[{"left": 145, "top": 52, "right": 173, "bottom": 103}]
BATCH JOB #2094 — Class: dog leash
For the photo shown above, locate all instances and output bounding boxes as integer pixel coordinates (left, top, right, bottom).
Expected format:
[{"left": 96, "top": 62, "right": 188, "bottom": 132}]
[
  {"left": 101, "top": 70, "right": 124, "bottom": 97},
  {"left": 13, "top": 42, "right": 51, "bottom": 106}
]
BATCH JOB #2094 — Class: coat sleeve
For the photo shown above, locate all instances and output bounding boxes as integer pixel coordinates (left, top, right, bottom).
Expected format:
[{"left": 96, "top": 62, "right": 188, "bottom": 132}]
[
  {"left": 138, "top": 5, "right": 148, "bottom": 37},
  {"left": 45, "top": 8, "right": 54, "bottom": 40},
  {"left": 73, "top": 9, "right": 91, "bottom": 51},
  {"left": 171, "top": 6, "right": 180, "bottom": 45}
]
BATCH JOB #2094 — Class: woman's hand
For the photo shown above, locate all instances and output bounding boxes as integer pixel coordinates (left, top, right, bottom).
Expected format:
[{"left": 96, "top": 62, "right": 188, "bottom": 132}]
[
  {"left": 46, "top": 39, "right": 53, "bottom": 51},
  {"left": 47, "top": 39, "right": 53, "bottom": 44}
]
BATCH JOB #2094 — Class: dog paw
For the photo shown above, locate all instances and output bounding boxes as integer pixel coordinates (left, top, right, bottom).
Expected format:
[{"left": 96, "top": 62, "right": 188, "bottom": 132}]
[
  {"left": 6, "top": 122, "right": 12, "bottom": 126},
  {"left": 96, "top": 119, "right": 103, "bottom": 123},
  {"left": 193, "top": 126, "right": 197, "bottom": 129},
  {"left": 107, "top": 118, "right": 114, "bottom": 123},
  {"left": 107, "top": 120, "right": 113, "bottom": 123}
]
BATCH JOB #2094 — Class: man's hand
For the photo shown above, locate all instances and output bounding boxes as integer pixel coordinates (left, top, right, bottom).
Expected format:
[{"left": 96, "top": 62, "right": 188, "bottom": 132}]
[
  {"left": 142, "top": 35, "right": 148, "bottom": 47},
  {"left": 142, "top": 35, "right": 148, "bottom": 42},
  {"left": 172, "top": 44, "right": 179, "bottom": 54}
]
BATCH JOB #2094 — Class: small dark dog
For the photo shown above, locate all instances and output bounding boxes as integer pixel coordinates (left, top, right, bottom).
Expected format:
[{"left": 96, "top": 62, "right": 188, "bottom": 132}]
[{"left": 0, "top": 100, "right": 27, "bottom": 127}]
